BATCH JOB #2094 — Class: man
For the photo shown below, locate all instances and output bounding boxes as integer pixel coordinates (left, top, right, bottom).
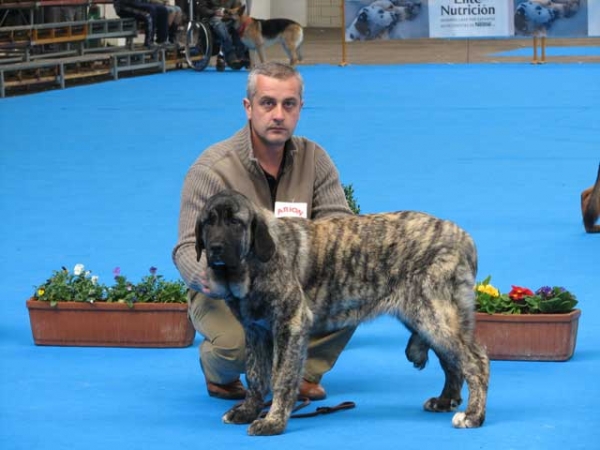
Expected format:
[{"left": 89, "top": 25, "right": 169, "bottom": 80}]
[
  {"left": 196, "top": 0, "right": 248, "bottom": 70},
  {"left": 173, "top": 62, "right": 356, "bottom": 400}
]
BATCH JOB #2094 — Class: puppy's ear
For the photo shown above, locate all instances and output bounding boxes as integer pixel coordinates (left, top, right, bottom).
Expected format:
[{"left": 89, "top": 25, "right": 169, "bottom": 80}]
[
  {"left": 251, "top": 215, "right": 275, "bottom": 263},
  {"left": 195, "top": 217, "right": 204, "bottom": 262},
  {"left": 239, "top": 4, "right": 246, "bottom": 15}
]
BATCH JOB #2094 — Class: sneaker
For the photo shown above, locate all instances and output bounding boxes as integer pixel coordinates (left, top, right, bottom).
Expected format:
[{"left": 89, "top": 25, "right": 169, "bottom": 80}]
[{"left": 206, "top": 378, "right": 246, "bottom": 400}]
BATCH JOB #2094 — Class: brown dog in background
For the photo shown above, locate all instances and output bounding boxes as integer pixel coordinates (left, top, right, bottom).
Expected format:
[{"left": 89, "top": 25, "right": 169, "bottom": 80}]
[
  {"left": 225, "top": 5, "right": 303, "bottom": 66},
  {"left": 581, "top": 163, "right": 600, "bottom": 233}
]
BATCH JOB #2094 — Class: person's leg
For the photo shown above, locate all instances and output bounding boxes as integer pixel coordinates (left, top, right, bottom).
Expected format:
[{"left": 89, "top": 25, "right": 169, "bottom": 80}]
[
  {"left": 150, "top": 3, "right": 169, "bottom": 43},
  {"left": 166, "top": 5, "right": 182, "bottom": 43},
  {"left": 116, "top": 3, "right": 155, "bottom": 47},
  {"left": 229, "top": 22, "right": 249, "bottom": 64},
  {"left": 304, "top": 326, "right": 357, "bottom": 384},
  {"left": 188, "top": 290, "right": 246, "bottom": 386},
  {"left": 209, "top": 16, "right": 241, "bottom": 67}
]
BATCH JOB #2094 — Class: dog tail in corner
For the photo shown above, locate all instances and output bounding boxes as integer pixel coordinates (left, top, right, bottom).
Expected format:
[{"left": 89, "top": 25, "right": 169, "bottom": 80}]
[{"left": 582, "top": 162, "right": 600, "bottom": 233}]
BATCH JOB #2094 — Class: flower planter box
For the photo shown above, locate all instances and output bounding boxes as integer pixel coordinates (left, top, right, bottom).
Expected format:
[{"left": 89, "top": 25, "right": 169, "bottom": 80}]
[
  {"left": 474, "top": 309, "right": 581, "bottom": 361},
  {"left": 26, "top": 299, "right": 195, "bottom": 348}
]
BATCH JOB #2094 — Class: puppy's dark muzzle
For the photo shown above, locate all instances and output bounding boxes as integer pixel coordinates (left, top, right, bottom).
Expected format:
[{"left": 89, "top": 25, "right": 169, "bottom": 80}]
[
  {"left": 207, "top": 242, "right": 241, "bottom": 271},
  {"left": 207, "top": 243, "right": 226, "bottom": 267}
]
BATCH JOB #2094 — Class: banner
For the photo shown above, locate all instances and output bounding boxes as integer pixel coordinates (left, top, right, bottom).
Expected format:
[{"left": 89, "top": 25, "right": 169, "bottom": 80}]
[
  {"left": 429, "top": 0, "right": 513, "bottom": 37},
  {"left": 344, "top": 0, "right": 595, "bottom": 40}
]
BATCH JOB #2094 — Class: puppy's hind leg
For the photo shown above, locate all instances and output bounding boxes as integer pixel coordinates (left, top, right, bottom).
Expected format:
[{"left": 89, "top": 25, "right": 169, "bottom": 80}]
[
  {"left": 426, "top": 329, "right": 488, "bottom": 428},
  {"left": 423, "top": 347, "right": 464, "bottom": 412},
  {"left": 449, "top": 339, "right": 489, "bottom": 428}
]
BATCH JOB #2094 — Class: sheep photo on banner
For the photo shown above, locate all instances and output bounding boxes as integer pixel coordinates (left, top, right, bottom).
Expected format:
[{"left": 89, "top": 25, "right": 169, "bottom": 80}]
[{"left": 344, "top": 0, "right": 599, "bottom": 40}]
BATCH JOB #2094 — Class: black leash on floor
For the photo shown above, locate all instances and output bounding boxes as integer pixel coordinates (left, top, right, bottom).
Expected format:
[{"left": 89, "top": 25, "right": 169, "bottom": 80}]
[{"left": 259, "top": 397, "right": 356, "bottom": 419}]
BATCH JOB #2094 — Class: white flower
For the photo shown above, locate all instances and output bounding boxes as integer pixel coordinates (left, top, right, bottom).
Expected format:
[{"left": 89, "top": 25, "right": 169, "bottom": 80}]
[
  {"left": 91, "top": 275, "right": 99, "bottom": 285},
  {"left": 73, "top": 264, "right": 85, "bottom": 276}
]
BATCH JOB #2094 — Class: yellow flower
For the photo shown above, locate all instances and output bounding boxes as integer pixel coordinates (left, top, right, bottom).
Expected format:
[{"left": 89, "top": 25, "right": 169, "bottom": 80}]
[
  {"left": 37, "top": 288, "right": 45, "bottom": 297},
  {"left": 476, "top": 284, "right": 499, "bottom": 297}
]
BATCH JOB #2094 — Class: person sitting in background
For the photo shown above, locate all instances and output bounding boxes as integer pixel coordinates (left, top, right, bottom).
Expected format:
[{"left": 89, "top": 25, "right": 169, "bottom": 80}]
[
  {"left": 113, "top": 0, "right": 169, "bottom": 47},
  {"left": 196, "top": 0, "right": 249, "bottom": 70},
  {"left": 147, "top": 0, "right": 183, "bottom": 44}
]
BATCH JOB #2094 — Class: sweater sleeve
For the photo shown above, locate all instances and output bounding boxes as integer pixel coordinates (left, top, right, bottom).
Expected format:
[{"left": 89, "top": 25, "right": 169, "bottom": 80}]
[
  {"left": 311, "top": 145, "right": 353, "bottom": 220},
  {"left": 172, "top": 164, "right": 225, "bottom": 291}
]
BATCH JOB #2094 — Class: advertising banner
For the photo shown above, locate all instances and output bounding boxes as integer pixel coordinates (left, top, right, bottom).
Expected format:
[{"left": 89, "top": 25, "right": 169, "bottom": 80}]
[{"left": 344, "top": 0, "right": 595, "bottom": 40}]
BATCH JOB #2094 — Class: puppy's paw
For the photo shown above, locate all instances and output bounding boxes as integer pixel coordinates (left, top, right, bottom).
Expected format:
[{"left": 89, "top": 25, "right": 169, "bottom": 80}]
[
  {"left": 452, "top": 411, "right": 484, "bottom": 428},
  {"left": 248, "top": 417, "right": 286, "bottom": 436},
  {"left": 222, "top": 402, "right": 261, "bottom": 425},
  {"left": 423, "top": 396, "right": 461, "bottom": 412}
]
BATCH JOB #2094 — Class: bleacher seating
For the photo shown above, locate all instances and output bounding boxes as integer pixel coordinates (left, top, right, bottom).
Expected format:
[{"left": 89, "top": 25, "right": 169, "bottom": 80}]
[{"left": 0, "top": 0, "right": 184, "bottom": 97}]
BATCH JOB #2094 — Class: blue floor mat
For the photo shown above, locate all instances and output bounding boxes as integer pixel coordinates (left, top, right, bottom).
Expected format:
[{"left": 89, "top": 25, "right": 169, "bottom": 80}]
[{"left": 1, "top": 63, "right": 599, "bottom": 450}]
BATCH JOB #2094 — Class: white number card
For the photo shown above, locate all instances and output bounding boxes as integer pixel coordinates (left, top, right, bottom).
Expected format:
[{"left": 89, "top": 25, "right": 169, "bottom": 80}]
[{"left": 274, "top": 202, "right": 308, "bottom": 218}]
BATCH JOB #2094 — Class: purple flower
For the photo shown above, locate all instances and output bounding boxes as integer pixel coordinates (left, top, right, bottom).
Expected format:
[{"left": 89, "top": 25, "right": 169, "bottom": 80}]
[
  {"left": 113, "top": 267, "right": 121, "bottom": 278},
  {"left": 536, "top": 286, "right": 553, "bottom": 299},
  {"left": 149, "top": 266, "right": 157, "bottom": 275}
]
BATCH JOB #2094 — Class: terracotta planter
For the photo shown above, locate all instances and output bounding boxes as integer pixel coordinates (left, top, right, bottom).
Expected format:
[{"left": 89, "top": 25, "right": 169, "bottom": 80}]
[
  {"left": 26, "top": 299, "right": 195, "bottom": 348},
  {"left": 474, "top": 309, "right": 581, "bottom": 361}
]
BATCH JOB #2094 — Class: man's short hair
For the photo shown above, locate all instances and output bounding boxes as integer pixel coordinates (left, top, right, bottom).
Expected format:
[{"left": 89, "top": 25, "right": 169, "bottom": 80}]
[{"left": 246, "top": 62, "right": 304, "bottom": 101}]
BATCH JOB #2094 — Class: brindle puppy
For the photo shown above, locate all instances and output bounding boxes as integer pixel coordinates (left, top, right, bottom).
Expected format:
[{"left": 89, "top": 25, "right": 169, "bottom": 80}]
[{"left": 195, "top": 190, "right": 489, "bottom": 436}]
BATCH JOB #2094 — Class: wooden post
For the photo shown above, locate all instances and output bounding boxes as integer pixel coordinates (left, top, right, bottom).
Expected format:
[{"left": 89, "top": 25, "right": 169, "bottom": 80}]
[
  {"left": 340, "top": 0, "right": 348, "bottom": 67},
  {"left": 540, "top": 36, "right": 547, "bottom": 63}
]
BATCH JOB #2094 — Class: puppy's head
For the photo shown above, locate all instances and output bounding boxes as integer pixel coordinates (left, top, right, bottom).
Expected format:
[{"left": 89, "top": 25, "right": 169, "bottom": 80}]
[{"left": 195, "top": 190, "right": 275, "bottom": 271}]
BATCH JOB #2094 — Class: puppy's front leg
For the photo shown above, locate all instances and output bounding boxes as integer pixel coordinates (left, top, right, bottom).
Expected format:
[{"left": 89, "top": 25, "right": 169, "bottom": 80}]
[
  {"left": 222, "top": 325, "right": 272, "bottom": 426},
  {"left": 248, "top": 299, "right": 311, "bottom": 436}
]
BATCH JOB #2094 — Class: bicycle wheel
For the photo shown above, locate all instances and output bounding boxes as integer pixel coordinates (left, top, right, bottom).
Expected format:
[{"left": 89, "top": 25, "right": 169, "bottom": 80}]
[{"left": 185, "top": 20, "right": 212, "bottom": 71}]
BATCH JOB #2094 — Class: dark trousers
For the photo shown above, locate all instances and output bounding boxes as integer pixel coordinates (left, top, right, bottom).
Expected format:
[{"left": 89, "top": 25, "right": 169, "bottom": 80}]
[{"left": 116, "top": 1, "right": 169, "bottom": 45}]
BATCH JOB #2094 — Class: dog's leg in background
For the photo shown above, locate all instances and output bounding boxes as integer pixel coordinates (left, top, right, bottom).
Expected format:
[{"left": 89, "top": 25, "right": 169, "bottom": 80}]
[
  {"left": 582, "top": 163, "right": 600, "bottom": 233},
  {"left": 255, "top": 42, "right": 267, "bottom": 64},
  {"left": 281, "top": 27, "right": 303, "bottom": 65}
]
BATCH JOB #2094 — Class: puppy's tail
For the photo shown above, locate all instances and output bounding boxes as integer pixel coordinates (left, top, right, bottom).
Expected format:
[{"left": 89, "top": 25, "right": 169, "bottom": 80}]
[{"left": 582, "top": 162, "right": 600, "bottom": 233}]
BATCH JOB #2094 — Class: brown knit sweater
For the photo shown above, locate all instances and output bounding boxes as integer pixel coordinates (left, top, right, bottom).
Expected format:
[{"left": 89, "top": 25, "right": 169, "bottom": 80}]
[{"left": 172, "top": 123, "right": 352, "bottom": 291}]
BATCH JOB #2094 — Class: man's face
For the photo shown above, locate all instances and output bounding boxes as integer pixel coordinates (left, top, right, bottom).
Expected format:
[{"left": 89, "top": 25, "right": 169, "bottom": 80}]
[{"left": 244, "top": 74, "right": 303, "bottom": 149}]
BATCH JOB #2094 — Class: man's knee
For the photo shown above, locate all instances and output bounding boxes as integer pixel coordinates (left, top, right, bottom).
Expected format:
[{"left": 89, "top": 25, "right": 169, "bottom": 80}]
[{"left": 200, "top": 336, "right": 246, "bottom": 379}]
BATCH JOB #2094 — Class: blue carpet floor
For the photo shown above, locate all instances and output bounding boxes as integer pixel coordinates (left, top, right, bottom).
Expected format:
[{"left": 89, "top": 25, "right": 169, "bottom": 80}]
[{"left": 1, "top": 63, "right": 599, "bottom": 450}]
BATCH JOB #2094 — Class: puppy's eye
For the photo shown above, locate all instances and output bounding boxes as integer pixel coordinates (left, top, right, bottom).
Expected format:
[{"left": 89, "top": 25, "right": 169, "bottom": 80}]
[{"left": 230, "top": 218, "right": 243, "bottom": 226}]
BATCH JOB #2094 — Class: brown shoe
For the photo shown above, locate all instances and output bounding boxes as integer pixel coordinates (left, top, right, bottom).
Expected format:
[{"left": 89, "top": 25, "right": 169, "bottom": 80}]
[
  {"left": 299, "top": 379, "right": 326, "bottom": 400},
  {"left": 206, "top": 379, "right": 246, "bottom": 400}
]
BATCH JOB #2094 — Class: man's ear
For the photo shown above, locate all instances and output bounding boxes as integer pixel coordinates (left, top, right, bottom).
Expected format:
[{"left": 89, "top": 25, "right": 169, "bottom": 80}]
[
  {"left": 195, "top": 217, "right": 204, "bottom": 262},
  {"left": 251, "top": 215, "right": 275, "bottom": 263}
]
